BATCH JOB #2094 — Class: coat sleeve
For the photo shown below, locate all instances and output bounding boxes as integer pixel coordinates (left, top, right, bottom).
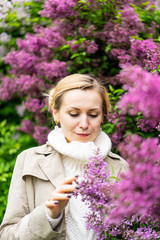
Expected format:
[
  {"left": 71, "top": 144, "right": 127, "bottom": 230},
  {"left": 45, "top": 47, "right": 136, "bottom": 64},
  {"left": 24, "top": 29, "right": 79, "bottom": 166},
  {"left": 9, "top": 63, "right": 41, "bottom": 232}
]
[{"left": 0, "top": 151, "right": 65, "bottom": 240}]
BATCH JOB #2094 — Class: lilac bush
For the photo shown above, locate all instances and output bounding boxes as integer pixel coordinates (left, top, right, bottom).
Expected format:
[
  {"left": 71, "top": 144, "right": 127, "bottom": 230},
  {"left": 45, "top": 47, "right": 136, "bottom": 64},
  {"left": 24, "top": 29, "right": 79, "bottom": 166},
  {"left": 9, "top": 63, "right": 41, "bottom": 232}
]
[
  {"left": 40, "top": 0, "right": 76, "bottom": 20},
  {"left": 76, "top": 146, "right": 160, "bottom": 239},
  {"left": 113, "top": 39, "right": 160, "bottom": 71},
  {"left": 118, "top": 65, "right": 160, "bottom": 128},
  {"left": 108, "top": 135, "right": 160, "bottom": 223}
]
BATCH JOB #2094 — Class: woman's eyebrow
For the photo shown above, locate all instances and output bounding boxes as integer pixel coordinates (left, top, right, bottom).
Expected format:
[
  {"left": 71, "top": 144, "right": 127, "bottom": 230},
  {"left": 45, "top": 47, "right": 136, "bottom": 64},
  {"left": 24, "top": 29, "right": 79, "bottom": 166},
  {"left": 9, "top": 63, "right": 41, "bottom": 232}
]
[
  {"left": 67, "top": 107, "right": 99, "bottom": 111},
  {"left": 88, "top": 108, "right": 99, "bottom": 111},
  {"left": 67, "top": 107, "right": 80, "bottom": 110}
]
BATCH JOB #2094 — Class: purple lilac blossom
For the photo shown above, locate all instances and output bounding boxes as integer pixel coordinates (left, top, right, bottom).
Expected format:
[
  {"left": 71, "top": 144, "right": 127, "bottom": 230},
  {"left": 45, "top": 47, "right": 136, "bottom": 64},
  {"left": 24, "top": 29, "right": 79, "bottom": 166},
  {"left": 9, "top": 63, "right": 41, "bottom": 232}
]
[
  {"left": 136, "top": 119, "right": 157, "bottom": 132},
  {"left": 36, "top": 60, "right": 67, "bottom": 81},
  {"left": 40, "top": 0, "right": 76, "bottom": 20},
  {"left": 107, "top": 135, "right": 160, "bottom": 224},
  {"left": 18, "top": 119, "right": 35, "bottom": 135},
  {"left": 3, "top": 50, "right": 38, "bottom": 75},
  {"left": 130, "top": 39, "right": 160, "bottom": 71},
  {"left": 74, "top": 148, "right": 113, "bottom": 240},
  {"left": 115, "top": 39, "right": 160, "bottom": 70},
  {"left": 0, "top": 76, "right": 17, "bottom": 100},
  {"left": 23, "top": 97, "right": 45, "bottom": 113},
  {"left": 33, "top": 125, "right": 50, "bottom": 145},
  {"left": 83, "top": 40, "right": 98, "bottom": 54},
  {"left": 108, "top": 6, "right": 144, "bottom": 49},
  {"left": 118, "top": 65, "right": 160, "bottom": 126},
  {"left": 75, "top": 146, "right": 160, "bottom": 239}
]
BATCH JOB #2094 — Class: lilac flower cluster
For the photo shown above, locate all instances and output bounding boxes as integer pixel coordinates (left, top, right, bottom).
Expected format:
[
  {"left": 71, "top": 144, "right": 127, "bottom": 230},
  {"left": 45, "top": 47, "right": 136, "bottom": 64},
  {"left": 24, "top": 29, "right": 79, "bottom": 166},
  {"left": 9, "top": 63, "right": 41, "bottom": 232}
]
[
  {"left": 130, "top": 39, "right": 160, "bottom": 71},
  {"left": 114, "top": 39, "right": 160, "bottom": 71},
  {"left": 17, "top": 26, "right": 65, "bottom": 54},
  {"left": 0, "top": 75, "right": 45, "bottom": 101},
  {"left": 76, "top": 146, "right": 160, "bottom": 239},
  {"left": 136, "top": 119, "right": 157, "bottom": 132},
  {"left": 108, "top": 111, "right": 127, "bottom": 147},
  {"left": 0, "top": 76, "right": 17, "bottom": 101},
  {"left": 75, "top": 149, "right": 113, "bottom": 240},
  {"left": 18, "top": 119, "right": 50, "bottom": 145},
  {"left": 108, "top": 135, "right": 160, "bottom": 224},
  {"left": 83, "top": 40, "right": 98, "bottom": 54},
  {"left": 118, "top": 65, "right": 160, "bottom": 127},
  {"left": 108, "top": 6, "right": 144, "bottom": 49},
  {"left": 40, "top": 0, "right": 76, "bottom": 20},
  {"left": 37, "top": 60, "right": 67, "bottom": 81},
  {"left": 23, "top": 97, "right": 45, "bottom": 113}
]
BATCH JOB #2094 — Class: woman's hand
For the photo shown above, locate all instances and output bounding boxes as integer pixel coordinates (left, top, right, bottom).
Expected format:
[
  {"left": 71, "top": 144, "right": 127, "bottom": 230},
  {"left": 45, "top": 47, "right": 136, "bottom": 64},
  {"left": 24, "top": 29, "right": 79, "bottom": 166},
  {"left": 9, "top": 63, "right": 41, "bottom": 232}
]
[{"left": 45, "top": 176, "right": 79, "bottom": 219}]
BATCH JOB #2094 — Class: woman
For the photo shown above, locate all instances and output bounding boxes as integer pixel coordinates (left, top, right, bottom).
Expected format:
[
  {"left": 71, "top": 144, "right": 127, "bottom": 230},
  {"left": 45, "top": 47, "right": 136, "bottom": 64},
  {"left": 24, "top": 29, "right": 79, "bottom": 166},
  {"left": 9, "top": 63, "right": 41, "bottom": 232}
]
[{"left": 0, "top": 74, "right": 128, "bottom": 240}]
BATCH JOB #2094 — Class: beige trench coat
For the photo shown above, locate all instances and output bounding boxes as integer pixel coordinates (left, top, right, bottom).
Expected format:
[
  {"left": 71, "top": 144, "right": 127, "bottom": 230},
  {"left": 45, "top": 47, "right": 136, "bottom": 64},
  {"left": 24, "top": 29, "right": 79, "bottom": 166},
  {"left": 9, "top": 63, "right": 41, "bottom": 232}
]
[{"left": 0, "top": 143, "right": 129, "bottom": 240}]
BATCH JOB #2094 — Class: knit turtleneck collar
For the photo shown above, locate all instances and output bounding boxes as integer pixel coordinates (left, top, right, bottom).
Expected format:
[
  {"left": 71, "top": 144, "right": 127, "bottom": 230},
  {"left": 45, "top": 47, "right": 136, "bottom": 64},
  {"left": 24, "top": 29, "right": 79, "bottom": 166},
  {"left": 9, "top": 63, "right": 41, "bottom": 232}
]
[{"left": 47, "top": 127, "right": 112, "bottom": 162}]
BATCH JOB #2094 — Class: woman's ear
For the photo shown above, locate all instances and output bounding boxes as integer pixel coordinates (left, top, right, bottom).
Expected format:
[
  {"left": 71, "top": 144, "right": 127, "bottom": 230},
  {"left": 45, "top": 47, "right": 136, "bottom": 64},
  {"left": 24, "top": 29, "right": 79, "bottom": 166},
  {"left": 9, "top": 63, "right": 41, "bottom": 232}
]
[{"left": 52, "top": 109, "right": 60, "bottom": 123}]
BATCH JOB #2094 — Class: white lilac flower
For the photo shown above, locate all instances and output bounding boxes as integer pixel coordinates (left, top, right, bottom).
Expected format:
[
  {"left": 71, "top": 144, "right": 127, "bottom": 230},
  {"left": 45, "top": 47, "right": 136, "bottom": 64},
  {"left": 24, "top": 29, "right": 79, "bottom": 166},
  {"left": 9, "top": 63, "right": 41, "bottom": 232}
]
[{"left": 0, "top": 32, "right": 11, "bottom": 43}]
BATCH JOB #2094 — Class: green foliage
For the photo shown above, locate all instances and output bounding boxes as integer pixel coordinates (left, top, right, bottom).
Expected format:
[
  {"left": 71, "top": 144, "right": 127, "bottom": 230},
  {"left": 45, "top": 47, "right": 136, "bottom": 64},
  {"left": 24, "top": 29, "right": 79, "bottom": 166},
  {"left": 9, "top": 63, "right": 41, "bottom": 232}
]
[
  {"left": 0, "top": 120, "right": 37, "bottom": 223},
  {"left": 0, "top": 0, "right": 50, "bottom": 75},
  {"left": 0, "top": 98, "right": 22, "bottom": 123}
]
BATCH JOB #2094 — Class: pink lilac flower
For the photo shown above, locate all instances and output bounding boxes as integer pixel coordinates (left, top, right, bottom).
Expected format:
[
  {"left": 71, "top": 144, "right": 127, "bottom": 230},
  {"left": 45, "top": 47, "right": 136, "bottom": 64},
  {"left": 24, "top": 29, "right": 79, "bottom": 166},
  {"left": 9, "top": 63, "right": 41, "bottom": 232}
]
[
  {"left": 16, "top": 75, "right": 45, "bottom": 93},
  {"left": 18, "top": 119, "right": 35, "bottom": 135},
  {"left": 108, "top": 6, "right": 144, "bottom": 48},
  {"left": 84, "top": 40, "right": 98, "bottom": 54},
  {"left": 107, "top": 135, "right": 160, "bottom": 225},
  {"left": 18, "top": 27, "right": 65, "bottom": 52},
  {"left": 3, "top": 50, "right": 38, "bottom": 75},
  {"left": 36, "top": 60, "right": 67, "bottom": 81},
  {"left": 0, "top": 75, "right": 45, "bottom": 101},
  {"left": 74, "top": 148, "right": 113, "bottom": 239},
  {"left": 67, "top": 40, "right": 81, "bottom": 51},
  {"left": 134, "top": 227, "right": 160, "bottom": 239},
  {"left": 23, "top": 96, "right": 45, "bottom": 113},
  {"left": 78, "top": 25, "right": 95, "bottom": 38},
  {"left": 0, "top": 76, "right": 17, "bottom": 100},
  {"left": 125, "top": 39, "right": 160, "bottom": 71},
  {"left": 40, "top": 0, "right": 76, "bottom": 20},
  {"left": 118, "top": 65, "right": 160, "bottom": 126},
  {"left": 33, "top": 125, "right": 50, "bottom": 144},
  {"left": 137, "top": 119, "right": 157, "bottom": 132},
  {"left": 108, "top": 111, "right": 127, "bottom": 147},
  {"left": 79, "top": 40, "right": 99, "bottom": 54},
  {"left": 17, "top": 34, "right": 48, "bottom": 54},
  {"left": 75, "top": 146, "right": 160, "bottom": 239}
]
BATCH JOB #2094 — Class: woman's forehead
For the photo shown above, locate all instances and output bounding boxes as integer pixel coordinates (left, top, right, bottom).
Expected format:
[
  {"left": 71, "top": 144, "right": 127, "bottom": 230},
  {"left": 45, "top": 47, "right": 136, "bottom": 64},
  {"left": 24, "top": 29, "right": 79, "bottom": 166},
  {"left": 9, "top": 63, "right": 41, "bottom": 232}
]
[{"left": 61, "top": 89, "right": 103, "bottom": 108}]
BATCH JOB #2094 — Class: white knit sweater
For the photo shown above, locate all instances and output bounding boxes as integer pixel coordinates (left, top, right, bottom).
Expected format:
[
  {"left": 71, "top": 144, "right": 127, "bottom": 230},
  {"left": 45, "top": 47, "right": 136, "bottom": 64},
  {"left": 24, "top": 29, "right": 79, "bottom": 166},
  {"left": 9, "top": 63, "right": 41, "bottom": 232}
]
[{"left": 47, "top": 127, "right": 112, "bottom": 240}]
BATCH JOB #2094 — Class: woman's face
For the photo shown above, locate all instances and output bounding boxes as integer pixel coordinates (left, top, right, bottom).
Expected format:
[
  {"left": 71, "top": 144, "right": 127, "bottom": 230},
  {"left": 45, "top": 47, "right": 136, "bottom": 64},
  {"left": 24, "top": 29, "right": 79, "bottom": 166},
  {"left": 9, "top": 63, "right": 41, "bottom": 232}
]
[{"left": 53, "top": 89, "right": 103, "bottom": 142}]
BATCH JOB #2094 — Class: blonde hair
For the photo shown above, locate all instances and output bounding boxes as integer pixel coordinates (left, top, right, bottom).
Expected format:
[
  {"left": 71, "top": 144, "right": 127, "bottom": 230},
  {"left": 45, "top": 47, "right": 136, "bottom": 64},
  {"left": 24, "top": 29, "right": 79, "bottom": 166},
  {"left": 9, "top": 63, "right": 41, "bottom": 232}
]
[{"left": 48, "top": 73, "right": 110, "bottom": 116}]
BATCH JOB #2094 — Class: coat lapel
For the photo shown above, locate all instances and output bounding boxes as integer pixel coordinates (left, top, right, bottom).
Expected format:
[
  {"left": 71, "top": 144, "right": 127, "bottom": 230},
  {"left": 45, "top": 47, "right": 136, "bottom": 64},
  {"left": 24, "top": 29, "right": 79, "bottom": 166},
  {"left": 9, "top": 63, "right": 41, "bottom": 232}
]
[{"left": 38, "top": 150, "right": 66, "bottom": 188}]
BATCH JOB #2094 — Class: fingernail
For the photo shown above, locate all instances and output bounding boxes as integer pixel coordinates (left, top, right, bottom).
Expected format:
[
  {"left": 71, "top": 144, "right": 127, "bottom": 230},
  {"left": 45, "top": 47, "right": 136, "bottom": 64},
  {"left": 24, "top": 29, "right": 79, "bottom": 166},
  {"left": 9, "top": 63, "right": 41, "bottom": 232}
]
[
  {"left": 75, "top": 186, "right": 80, "bottom": 189},
  {"left": 67, "top": 194, "right": 72, "bottom": 198},
  {"left": 75, "top": 175, "right": 79, "bottom": 178},
  {"left": 54, "top": 201, "right": 59, "bottom": 204}
]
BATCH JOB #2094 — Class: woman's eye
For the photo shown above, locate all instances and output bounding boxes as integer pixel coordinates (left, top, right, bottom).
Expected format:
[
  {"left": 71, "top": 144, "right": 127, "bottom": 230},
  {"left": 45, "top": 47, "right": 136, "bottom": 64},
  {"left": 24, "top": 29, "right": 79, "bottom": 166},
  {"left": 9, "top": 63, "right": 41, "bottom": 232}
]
[
  {"left": 89, "top": 113, "right": 98, "bottom": 118},
  {"left": 69, "top": 113, "right": 79, "bottom": 117}
]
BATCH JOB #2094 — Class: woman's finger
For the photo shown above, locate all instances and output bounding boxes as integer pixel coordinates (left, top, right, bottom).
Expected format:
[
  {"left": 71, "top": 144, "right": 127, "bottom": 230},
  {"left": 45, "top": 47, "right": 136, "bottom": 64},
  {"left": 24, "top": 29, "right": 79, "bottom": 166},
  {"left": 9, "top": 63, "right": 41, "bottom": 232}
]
[
  {"left": 45, "top": 200, "right": 59, "bottom": 208},
  {"left": 51, "top": 192, "right": 72, "bottom": 201},
  {"left": 61, "top": 175, "right": 79, "bottom": 185},
  {"left": 55, "top": 184, "right": 77, "bottom": 194}
]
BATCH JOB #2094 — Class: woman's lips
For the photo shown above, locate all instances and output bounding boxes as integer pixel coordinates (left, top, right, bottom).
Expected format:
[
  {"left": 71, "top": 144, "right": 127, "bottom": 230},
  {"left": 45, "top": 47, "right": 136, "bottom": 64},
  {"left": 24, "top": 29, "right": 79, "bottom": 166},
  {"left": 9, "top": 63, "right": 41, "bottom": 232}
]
[{"left": 76, "top": 133, "right": 90, "bottom": 137}]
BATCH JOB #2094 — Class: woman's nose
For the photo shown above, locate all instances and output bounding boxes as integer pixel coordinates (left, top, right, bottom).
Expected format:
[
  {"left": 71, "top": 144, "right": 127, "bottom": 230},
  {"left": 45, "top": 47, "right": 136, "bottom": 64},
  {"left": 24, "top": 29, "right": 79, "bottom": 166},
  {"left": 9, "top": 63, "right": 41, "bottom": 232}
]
[{"left": 79, "top": 115, "right": 89, "bottom": 129}]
